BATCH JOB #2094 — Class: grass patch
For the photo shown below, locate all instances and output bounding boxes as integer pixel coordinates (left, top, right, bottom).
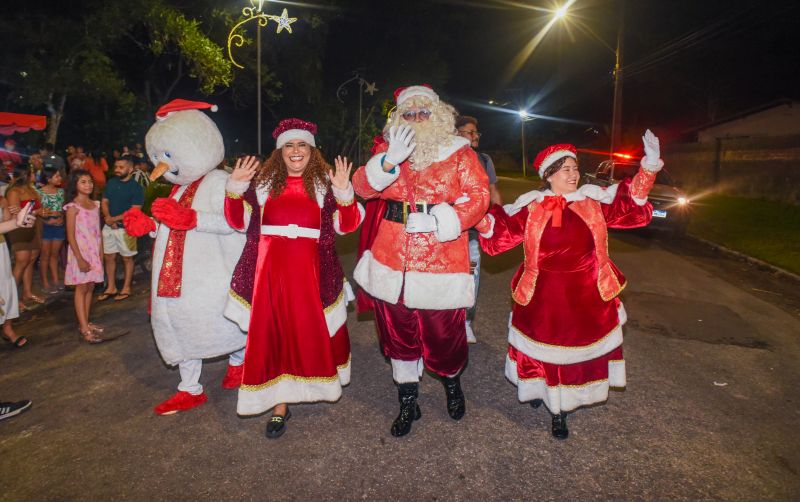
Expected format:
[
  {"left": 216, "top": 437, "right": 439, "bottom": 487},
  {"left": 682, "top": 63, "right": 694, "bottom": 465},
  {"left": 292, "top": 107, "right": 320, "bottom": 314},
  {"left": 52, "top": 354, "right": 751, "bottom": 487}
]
[{"left": 688, "top": 194, "right": 800, "bottom": 275}]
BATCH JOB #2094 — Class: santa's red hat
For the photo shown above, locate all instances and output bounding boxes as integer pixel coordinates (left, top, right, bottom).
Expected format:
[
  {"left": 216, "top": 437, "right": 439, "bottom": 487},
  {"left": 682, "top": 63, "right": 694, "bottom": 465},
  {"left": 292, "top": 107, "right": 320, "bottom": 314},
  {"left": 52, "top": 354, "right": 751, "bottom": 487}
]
[
  {"left": 394, "top": 84, "right": 438, "bottom": 107},
  {"left": 155, "top": 99, "right": 218, "bottom": 121},
  {"left": 273, "top": 118, "right": 317, "bottom": 149},
  {"left": 533, "top": 143, "right": 577, "bottom": 178}
]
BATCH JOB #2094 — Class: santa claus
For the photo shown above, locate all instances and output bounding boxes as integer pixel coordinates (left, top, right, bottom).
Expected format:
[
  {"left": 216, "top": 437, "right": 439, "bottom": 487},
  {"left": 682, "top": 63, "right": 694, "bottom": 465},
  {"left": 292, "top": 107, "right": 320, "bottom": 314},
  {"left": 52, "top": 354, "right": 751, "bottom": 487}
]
[
  {"left": 352, "top": 85, "right": 489, "bottom": 437},
  {"left": 124, "top": 99, "right": 246, "bottom": 415}
]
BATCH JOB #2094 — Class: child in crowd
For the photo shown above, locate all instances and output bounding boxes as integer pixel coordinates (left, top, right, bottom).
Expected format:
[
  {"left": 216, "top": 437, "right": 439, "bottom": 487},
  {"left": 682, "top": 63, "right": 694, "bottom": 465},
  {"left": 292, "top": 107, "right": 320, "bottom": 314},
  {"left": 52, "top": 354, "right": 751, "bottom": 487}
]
[
  {"left": 63, "top": 169, "right": 104, "bottom": 344},
  {"left": 0, "top": 195, "right": 37, "bottom": 348},
  {"left": 36, "top": 165, "right": 66, "bottom": 293}
]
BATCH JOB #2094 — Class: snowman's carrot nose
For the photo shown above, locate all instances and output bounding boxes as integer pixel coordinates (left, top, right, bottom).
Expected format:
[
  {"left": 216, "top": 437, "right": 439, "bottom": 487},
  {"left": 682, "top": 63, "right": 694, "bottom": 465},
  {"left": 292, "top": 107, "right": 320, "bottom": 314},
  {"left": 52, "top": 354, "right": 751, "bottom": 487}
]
[{"left": 150, "top": 161, "right": 170, "bottom": 181}]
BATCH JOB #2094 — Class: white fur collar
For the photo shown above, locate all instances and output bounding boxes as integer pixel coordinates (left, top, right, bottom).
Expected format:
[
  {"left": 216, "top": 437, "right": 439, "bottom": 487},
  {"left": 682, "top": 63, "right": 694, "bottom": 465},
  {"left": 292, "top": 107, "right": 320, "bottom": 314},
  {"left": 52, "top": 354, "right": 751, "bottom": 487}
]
[
  {"left": 436, "top": 136, "right": 470, "bottom": 162},
  {"left": 503, "top": 183, "right": 619, "bottom": 216},
  {"left": 255, "top": 178, "right": 327, "bottom": 208}
]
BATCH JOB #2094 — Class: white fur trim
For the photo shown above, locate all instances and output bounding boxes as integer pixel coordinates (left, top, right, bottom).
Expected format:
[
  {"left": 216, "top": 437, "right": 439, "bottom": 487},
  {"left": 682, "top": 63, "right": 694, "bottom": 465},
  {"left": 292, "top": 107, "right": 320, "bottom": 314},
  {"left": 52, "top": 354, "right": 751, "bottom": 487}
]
[
  {"left": 396, "top": 86, "right": 439, "bottom": 106},
  {"left": 224, "top": 292, "right": 250, "bottom": 332},
  {"left": 403, "top": 270, "right": 474, "bottom": 309},
  {"left": 641, "top": 157, "right": 664, "bottom": 173},
  {"left": 391, "top": 358, "right": 424, "bottom": 383},
  {"left": 344, "top": 280, "right": 355, "bottom": 302},
  {"left": 537, "top": 150, "right": 577, "bottom": 178},
  {"left": 479, "top": 213, "right": 495, "bottom": 238},
  {"left": 504, "top": 190, "right": 547, "bottom": 216},
  {"left": 364, "top": 153, "right": 400, "bottom": 192},
  {"left": 353, "top": 251, "right": 404, "bottom": 304},
  {"left": 505, "top": 355, "right": 625, "bottom": 414},
  {"left": 333, "top": 202, "right": 366, "bottom": 236},
  {"left": 276, "top": 129, "right": 315, "bottom": 149},
  {"left": 225, "top": 178, "right": 250, "bottom": 195},
  {"left": 324, "top": 290, "right": 348, "bottom": 337},
  {"left": 435, "top": 136, "right": 470, "bottom": 162},
  {"left": 331, "top": 182, "right": 355, "bottom": 203},
  {"left": 430, "top": 203, "right": 461, "bottom": 242},
  {"left": 236, "top": 360, "right": 350, "bottom": 416},
  {"left": 507, "top": 303, "right": 626, "bottom": 365}
]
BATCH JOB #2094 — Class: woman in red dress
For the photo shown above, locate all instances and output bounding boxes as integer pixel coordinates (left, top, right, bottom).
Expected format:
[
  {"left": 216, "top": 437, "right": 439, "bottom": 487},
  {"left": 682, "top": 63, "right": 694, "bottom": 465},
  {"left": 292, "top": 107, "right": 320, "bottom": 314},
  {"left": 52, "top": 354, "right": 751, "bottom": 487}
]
[
  {"left": 476, "top": 130, "right": 663, "bottom": 439},
  {"left": 224, "top": 119, "right": 363, "bottom": 438}
]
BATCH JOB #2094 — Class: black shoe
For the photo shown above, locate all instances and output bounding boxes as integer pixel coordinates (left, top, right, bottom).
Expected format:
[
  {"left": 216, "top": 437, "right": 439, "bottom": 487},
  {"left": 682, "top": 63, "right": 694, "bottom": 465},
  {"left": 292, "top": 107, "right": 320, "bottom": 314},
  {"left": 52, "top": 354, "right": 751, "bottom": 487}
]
[
  {"left": 442, "top": 376, "right": 465, "bottom": 420},
  {"left": 551, "top": 412, "right": 568, "bottom": 440},
  {"left": 265, "top": 409, "right": 292, "bottom": 439},
  {"left": 0, "top": 400, "right": 32, "bottom": 421},
  {"left": 530, "top": 399, "right": 543, "bottom": 409},
  {"left": 391, "top": 383, "right": 421, "bottom": 437}
]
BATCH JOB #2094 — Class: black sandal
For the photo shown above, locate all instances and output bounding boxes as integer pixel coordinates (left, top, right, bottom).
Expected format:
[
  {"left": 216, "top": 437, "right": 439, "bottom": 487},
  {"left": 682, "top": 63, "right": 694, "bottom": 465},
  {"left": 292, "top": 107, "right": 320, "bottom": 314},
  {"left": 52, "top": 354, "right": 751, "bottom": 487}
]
[
  {"left": 2, "top": 335, "right": 28, "bottom": 348},
  {"left": 265, "top": 409, "right": 292, "bottom": 439}
]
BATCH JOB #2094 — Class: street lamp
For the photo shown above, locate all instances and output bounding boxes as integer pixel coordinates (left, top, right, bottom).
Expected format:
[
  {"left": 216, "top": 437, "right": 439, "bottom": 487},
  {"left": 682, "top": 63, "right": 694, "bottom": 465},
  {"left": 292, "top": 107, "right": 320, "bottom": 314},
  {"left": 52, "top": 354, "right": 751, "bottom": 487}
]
[
  {"left": 549, "top": 0, "right": 625, "bottom": 159},
  {"left": 227, "top": 1, "right": 297, "bottom": 155},
  {"left": 518, "top": 110, "right": 531, "bottom": 177}
]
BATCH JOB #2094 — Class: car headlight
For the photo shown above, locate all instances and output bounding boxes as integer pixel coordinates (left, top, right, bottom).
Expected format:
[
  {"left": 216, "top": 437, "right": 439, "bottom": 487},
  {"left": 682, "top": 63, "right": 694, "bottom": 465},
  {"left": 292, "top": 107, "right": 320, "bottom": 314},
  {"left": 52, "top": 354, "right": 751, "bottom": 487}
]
[{"left": 677, "top": 197, "right": 688, "bottom": 205}]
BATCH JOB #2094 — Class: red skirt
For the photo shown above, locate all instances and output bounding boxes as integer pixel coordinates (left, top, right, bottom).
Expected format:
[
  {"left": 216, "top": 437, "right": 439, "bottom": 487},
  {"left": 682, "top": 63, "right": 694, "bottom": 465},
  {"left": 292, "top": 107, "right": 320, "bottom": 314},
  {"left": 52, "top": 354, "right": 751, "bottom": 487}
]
[{"left": 236, "top": 234, "right": 350, "bottom": 416}]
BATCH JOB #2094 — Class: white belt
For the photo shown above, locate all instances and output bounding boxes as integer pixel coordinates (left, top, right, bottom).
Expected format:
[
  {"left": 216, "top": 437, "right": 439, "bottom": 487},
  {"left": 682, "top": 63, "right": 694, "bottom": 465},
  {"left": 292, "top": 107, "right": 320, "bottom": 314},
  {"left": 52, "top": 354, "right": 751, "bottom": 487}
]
[{"left": 261, "top": 224, "right": 320, "bottom": 239}]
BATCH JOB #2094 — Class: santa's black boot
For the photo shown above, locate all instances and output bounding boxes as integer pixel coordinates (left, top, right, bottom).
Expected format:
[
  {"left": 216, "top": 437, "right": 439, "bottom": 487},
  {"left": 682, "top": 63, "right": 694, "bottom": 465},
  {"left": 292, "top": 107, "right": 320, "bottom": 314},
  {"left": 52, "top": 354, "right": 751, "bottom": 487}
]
[
  {"left": 442, "top": 376, "right": 465, "bottom": 420},
  {"left": 551, "top": 411, "right": 569, "bottom": 439},
  {"left": 390, "top": 383, "right": 421, "bottom": 437}
]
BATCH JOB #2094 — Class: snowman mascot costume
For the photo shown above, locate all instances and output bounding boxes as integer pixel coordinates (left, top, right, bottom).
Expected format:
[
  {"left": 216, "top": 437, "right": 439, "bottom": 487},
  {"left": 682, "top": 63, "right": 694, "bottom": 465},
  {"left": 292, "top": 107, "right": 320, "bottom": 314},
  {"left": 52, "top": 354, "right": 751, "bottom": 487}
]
[{"left": 124, "top": 99, "right": 246, "bottom": 415}]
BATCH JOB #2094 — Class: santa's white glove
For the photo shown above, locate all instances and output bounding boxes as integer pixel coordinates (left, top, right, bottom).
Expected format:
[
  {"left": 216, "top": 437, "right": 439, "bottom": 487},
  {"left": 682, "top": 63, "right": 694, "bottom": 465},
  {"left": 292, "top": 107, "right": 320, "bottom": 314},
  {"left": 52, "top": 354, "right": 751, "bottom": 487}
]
[
  {"left": 385, "top": 125, "right": 416, "bottom": 167},
  {"left": 405, "top": 212, "right": 437, "bottom": 233},
  {"left": 642, "top": 129, "right": 660, "bottom": 167}
]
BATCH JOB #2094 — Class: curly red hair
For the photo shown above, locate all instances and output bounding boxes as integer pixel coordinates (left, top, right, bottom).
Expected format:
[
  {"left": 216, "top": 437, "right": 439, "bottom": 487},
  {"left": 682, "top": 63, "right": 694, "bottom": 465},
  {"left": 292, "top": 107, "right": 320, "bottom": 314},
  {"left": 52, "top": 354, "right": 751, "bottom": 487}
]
[{"left": 254, "top": 147, "right": 331, "bottom": 200}]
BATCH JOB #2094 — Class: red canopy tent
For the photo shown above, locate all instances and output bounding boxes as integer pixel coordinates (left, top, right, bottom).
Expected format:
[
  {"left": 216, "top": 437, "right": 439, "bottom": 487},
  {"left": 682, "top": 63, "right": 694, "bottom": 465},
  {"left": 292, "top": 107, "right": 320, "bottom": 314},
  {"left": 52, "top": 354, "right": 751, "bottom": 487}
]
[{"left": 0, "top": 112, "right": 47, "bottom": 136}]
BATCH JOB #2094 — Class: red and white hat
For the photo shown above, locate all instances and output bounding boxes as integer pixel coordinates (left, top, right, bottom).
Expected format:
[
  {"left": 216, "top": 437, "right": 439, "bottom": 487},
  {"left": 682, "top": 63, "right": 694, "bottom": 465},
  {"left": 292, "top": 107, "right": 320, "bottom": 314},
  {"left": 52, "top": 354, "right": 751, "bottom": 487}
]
[
  {"left": 273, "top": 118, "right": 317, "bottom": 149},
  {"left": 394, "top": 84, "right": 438, "bottom": 107},
  {"left": 155, "top": 99, "right": 218, "bottom": 121},
  {"left": 533, "top": 143, "right": 577, "bottom": 178}
]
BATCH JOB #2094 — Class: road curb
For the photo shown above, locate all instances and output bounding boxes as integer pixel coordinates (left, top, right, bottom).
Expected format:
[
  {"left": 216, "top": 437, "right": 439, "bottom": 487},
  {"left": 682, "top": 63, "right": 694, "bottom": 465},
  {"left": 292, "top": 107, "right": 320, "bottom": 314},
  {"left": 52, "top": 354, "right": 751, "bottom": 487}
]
[{"left": 686, "top": 233, "right": 800, "bottom": 283}]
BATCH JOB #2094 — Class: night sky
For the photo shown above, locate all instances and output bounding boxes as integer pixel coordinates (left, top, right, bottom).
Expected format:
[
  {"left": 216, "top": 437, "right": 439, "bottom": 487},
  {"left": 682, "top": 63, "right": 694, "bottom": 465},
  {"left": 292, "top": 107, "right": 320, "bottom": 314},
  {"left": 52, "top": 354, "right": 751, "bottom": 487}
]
[{"left": 4, "top": 0, "right": 800, "bottom": 156}]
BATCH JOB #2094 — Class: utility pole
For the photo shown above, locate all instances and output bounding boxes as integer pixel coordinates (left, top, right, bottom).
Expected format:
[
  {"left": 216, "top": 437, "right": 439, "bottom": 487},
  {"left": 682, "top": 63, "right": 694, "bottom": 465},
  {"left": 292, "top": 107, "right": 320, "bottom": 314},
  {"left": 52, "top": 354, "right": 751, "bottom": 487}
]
[{"left": 610, "top": 0, "right": 625, "bottom": 159}]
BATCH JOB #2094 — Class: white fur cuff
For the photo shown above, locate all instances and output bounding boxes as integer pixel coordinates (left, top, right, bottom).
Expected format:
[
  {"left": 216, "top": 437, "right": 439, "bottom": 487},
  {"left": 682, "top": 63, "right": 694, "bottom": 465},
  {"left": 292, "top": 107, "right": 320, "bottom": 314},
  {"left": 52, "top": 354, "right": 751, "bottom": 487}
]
[
  {"left": 479, "top": 213, "right": 496, "bottom": 238},
  {"left": 226, "top": 178, "right": 250, "bottom": 195},
  {"left": 641, "top": 157, "right": 664, "bottom": 173},
  {"left": 430, "top": 203, "right": 461, "bottom": 242},
  {"left": 331, "top": 182, "right": 355, "bottom": 203},
  {"left": 364, "top": 154, "right": 400, "bottom": 192}
]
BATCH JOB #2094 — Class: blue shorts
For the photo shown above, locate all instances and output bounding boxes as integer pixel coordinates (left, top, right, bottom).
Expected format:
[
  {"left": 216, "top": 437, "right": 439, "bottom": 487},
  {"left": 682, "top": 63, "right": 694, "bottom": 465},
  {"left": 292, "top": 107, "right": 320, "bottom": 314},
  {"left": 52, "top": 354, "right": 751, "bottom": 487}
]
[{"left": 42, "top": 223, "right": 66, "bottom": 241}]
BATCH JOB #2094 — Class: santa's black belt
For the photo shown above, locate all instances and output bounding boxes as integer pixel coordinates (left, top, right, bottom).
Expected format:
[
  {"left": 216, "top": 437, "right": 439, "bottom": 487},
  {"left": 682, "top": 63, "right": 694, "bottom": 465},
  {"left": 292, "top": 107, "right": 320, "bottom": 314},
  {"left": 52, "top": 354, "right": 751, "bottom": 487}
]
[{"left": 383, "top": 199, "right": 433, "bottom": 224}]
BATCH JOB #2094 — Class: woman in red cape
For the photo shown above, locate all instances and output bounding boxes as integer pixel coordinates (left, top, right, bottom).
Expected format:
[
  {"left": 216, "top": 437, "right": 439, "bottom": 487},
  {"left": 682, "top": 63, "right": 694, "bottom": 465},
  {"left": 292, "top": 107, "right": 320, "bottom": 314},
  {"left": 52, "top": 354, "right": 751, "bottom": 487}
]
[
  {"left": 224, "top": 119, "right": 363, "bottom": 438},
  {"left": 476, "top": 130, "right": 663, "bottom": 439}
]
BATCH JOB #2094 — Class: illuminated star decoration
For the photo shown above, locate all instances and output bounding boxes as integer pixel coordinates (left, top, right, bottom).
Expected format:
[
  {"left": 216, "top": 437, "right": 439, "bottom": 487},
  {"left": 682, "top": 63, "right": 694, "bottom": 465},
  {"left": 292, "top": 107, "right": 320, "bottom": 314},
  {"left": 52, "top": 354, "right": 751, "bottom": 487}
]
[
  {"left": 271, "top": 9, "right": 297, "bottom": 34},
  {"left": 364, "top": 81, "right": 378, "bottom": 96}
]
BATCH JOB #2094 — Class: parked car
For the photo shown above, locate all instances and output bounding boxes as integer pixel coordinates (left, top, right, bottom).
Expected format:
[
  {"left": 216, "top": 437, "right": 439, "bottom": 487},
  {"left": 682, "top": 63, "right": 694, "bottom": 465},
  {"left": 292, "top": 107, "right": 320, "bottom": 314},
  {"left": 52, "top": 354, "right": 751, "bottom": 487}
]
[{"left": 583, "top": 159, "right": 691, "bottom": 234}]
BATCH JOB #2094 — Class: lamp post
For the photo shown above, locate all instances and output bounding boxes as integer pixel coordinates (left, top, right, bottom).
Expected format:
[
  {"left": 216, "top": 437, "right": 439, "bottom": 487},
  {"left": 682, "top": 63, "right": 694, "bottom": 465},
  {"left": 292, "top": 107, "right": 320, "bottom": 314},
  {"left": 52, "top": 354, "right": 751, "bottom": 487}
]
[
  {"left": 518, "top": 110, "right": 531, "bottom": 177},
  {"left": 551, "top": 1, "right": 625, "bottom": 159},
  {"left": 227, "top": 1, "right": 297, "bottom": 155},
  {"left": 336, "top": 71, "right": 378, "bottom": 166}
]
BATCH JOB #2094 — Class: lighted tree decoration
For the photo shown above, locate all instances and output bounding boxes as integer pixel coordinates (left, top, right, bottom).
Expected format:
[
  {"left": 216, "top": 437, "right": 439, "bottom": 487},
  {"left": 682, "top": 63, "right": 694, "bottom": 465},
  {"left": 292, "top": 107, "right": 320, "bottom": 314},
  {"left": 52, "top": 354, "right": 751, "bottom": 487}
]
[{"left": 227, "top": 0, "right": 297, "bottom": 153}]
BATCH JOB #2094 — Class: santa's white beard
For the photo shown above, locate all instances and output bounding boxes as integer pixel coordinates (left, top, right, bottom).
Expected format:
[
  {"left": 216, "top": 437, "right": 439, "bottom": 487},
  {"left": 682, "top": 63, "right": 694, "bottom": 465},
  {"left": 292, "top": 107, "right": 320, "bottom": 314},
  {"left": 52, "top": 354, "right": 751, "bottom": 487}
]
[{"left": 407, "top": 120, "right": 452, "bottom": 171}]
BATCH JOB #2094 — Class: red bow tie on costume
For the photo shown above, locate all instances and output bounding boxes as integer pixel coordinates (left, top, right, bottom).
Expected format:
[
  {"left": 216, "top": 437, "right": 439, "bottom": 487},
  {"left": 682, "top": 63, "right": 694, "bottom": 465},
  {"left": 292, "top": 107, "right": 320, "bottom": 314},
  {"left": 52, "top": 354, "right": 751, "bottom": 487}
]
[{"left": 542, "top": 195, "right": 567, "bottom": 228}]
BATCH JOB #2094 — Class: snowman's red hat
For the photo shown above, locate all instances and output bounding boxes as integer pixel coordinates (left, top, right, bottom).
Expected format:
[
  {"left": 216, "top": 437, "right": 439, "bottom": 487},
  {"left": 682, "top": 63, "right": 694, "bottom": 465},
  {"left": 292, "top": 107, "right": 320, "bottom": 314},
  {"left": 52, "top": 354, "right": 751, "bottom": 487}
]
[{"left": 155, "top": 99, "right": 218, "bottom": 121}]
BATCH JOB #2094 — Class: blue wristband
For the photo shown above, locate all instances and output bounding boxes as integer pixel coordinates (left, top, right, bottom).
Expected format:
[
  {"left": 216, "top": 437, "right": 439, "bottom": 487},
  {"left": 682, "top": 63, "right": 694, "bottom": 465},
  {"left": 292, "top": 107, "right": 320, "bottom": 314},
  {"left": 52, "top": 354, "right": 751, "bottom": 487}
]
[{"left": 381, "top": 155, "right": 396, "bottom": 174}]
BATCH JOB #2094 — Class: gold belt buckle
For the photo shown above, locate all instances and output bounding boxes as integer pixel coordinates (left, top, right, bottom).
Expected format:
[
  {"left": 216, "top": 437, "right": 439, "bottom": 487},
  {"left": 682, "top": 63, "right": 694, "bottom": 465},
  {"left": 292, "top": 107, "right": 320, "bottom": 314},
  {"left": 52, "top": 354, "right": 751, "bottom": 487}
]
[{"left": 402, "top": 201, "right": 428, "bottom": 223}]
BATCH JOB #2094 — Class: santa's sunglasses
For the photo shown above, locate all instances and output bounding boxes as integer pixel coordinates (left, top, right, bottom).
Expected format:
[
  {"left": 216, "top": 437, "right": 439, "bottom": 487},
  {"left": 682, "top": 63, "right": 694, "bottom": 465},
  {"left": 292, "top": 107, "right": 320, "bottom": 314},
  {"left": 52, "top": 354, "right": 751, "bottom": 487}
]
[{"left": 401, "top": 108, "right": 432, "bottom": 121}]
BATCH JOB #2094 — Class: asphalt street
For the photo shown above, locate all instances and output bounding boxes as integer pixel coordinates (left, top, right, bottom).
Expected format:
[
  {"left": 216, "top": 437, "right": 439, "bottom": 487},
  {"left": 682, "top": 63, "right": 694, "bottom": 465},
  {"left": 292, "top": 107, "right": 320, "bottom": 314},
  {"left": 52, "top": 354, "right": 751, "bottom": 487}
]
[{"left": 1, "top": 177, "right": 799, "bottom": 500}]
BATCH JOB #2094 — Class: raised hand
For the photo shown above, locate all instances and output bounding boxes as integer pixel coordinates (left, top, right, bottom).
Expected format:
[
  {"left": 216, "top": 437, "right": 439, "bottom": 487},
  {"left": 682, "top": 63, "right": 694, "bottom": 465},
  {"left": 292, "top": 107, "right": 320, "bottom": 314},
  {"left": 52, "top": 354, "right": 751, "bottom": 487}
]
[
  {"left": 384, "top": 125, "right": 416, "bottom": 169},
  {"left": 329, "top": 156, "right": 353, "bottom": 190},
  {"left": 642, "top": 129, "right": 660, "bottom": 166},
  {"left": 230, "top": 155, "right": 260, "bottom": 183}
]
